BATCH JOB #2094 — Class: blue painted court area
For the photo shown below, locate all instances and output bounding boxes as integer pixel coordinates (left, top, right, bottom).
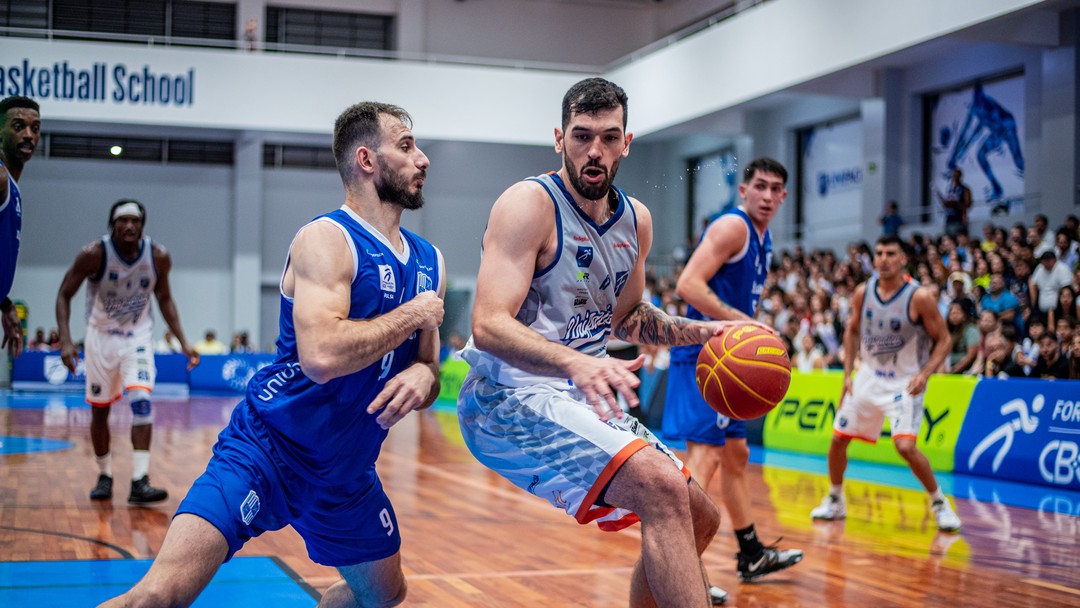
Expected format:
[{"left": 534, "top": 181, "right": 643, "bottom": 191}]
[
  {"left": 0, "top": 435, "right": 71, "bottom": 454},
  {"left": 0, "top": 556, "right": 317, "bottom": 606}
]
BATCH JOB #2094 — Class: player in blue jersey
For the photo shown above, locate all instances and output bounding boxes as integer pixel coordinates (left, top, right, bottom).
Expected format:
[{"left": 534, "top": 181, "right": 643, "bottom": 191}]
[
  {"left": 662, "top": 158, "right": 803, "bottom": 583},
  {"left": 460, "top": 78, "right": 746, "bottom": 607},
  {"left": 0, "top": 96, "right": 41, "bottom": 359},
  {"left": 100, "top": 102, "right": 445, "bottom": 608}
]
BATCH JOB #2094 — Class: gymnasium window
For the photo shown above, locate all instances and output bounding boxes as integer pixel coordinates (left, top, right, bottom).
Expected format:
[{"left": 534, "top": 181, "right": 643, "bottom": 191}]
[
  {"left": 45, "top": 133, "right": 234, "bottom": 165},
  {"left": 264, "top": 6, "right": 394, "bottom": 53},
  {"left": 262, "top": 143, "right": 336, "bottom": 170},
  {"left": 0, "top": 0, "right": 236, "bottom": 44}
]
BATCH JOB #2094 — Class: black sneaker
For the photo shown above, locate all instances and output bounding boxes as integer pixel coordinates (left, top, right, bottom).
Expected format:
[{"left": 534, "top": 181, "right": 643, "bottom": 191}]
[
  {"left": 128, "top": 475, "right": 168, "bottom": 504},
  {"left": 737, "top": 540, "right": 804, "bottom": 582},
  {"left": 708, "top": 585, "right": 729, "bottom": 605},
  {"left": 90, "top": 474, "right": 113, "bottom": 500}
]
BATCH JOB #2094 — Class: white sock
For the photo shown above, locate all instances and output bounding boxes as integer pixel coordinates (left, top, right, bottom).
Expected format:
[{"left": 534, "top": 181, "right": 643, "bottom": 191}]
[
  {"left": 96, "top": 453, "right": 112, "bottom": 477},
  {"left": 132, "top": 450, "right": 150, "bottom": 481},
  {"left": 830, "top": 484, "right": 843, "bottom": 498},
  {"left": 930, "top": 487, "right": 946, "bottom": 504}
]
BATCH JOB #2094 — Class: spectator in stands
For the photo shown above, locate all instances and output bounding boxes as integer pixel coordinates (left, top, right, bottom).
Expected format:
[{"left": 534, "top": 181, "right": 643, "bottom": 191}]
[
  {"left": 981, "top": 272, "right": 1023, "bottom": 335},
  {"left": 47, "top": 329, "right": 60, "bottom": 350},
  {"left": 982, "top": 329, "right": 1025, "bottom": 378},
  {"left": 880, "top": 201, "right": 903, "bottom": 237},
  {"left": 946, "top": 300, "right": 979, "bottom": 374},
  {"left": 1056, "top": 317, "right": 1076, "bottom": 354},
  {"left": 1030, "top": 250, "right": 1073, "bottom": 324},
  {"left": 793, "top": 332, "right": 825, "bottom": 372},
  {"left": 229, "top": 331, "right": 255, "bottom": 354},
  {"left": 154, "top": 330, "right": 182, "bottom": 354},
  {"left": 1048, "top": 285, "right": 1077, "bottom": 331},
  {"left": 28, "top": 327, "right": 48, "bottom": 351},
  {"left": 936, "top": 168, "right": 972, "bottom": 237},
  {"left": 1032, "top": 214, "right": 1055, "bottom": 256},
  {"left": 1053, "top": 229, "right": 1079, "bottom": 270},
  {"left": 948, "top": 271, "right": 972, "bottom": 303},
  {"left": 1030, "top": 333, "right": 1070, "bottom": 379},
  {"left": 193, "top": 330, "right": 228, "bottom": 355}
]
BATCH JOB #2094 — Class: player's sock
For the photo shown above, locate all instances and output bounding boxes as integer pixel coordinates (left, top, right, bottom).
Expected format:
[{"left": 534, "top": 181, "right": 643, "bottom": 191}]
[
  {"left": 830, "top": 483, "right": 843, "bottom": 498},
  {"left": 132, "top": 450, "right": 150, "bottom": 481},
  {"left": 930, "top": 487, "right": 945, "bottom": 503},
  {"left": 96, "top": 453, "right": 112, "bottom": 477},
  {"left": 735, "top": 524, "right": 765, "bottom": 558}
]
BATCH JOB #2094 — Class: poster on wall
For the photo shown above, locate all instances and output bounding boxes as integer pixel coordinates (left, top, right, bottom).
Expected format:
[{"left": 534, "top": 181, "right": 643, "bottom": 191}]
[
  {"left": 690, "top": 148, "right": 739, "bottom": 246},
  {"left": 798, "top": 116, "right": 863, "bottom": 245},
  {"left": 927, "top": 74, "right": 1025, "bottom": 223}
]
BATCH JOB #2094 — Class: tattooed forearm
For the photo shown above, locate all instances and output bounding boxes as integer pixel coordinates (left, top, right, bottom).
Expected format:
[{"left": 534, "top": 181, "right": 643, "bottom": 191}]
[{"left": 614, "top": 301, "right": 710, "bottom": 346}]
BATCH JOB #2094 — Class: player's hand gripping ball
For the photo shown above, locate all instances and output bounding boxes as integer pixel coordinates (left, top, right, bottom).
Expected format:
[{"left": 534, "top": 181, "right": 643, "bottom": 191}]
[{"left": 695, "top": 322, "right": 791, "bottom": 420}]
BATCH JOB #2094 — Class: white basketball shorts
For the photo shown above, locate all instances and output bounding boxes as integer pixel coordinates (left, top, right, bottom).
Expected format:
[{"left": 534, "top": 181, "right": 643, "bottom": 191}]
[
  {"left": 458, "top": 371, "right": 687, "bottom": 531},
  {"left": 84, "top": 327, "right": 156, "bottom": 406},
  {"left": 832, "top": 368, "right": 924, "bottom": 443}
]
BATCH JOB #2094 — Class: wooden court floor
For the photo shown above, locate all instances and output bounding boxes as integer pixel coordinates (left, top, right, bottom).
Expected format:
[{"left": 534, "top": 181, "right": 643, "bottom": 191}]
[{"left": 2, "top": 392, "right": 1079, "bottom": 607}]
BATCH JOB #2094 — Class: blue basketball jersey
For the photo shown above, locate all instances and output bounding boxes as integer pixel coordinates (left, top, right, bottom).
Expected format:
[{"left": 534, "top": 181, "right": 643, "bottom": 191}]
[
  {"left": 0, "top": 159, "right": 23, "bottom": 301},
  {"left": 671, "top": 207, "right": 771, "bottom": 363},
  {"left": 244, "top": 205, "right": 442, "bottom": 485}
]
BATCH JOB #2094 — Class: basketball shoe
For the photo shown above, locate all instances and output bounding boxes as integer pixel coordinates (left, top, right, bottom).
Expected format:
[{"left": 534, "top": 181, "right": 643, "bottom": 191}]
[
  {"left": 932, "top": 499, "right": 962, "bottom": 532},
  {"left": 737, "top": 541, "right": 804, "bottom": 582},
  {"left": 810, "top": 493, "right": 846, "bottom": 520},
  {"left": 129, "top": 475, "right": 168, "bottom": 504},
  {"left": 90, "top": 474, "right": 113, "bottom": 500}
]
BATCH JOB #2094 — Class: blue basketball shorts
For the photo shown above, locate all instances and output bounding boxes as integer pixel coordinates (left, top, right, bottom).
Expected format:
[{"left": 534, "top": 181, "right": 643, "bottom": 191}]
[
  {"left": 176, "top": 403, "right": 401, "bottom": 567},
  {"left": 661, "top": 357, "right": 747, "bottom": 445}
]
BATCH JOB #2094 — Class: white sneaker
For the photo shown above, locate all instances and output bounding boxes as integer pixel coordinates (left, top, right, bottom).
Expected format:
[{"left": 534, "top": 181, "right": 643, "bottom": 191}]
[
  {"left": 932, "top": 499, "right": 962, "bottom": 532},
  {"left": 810, "top": 494, "right": 846, "bottom": 520}
]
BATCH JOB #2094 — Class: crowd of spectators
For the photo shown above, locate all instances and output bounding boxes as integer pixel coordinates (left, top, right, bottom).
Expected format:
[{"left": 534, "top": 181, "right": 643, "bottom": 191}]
[{"left": 644, "top": 213, "right": 1080, "bottom": 381}]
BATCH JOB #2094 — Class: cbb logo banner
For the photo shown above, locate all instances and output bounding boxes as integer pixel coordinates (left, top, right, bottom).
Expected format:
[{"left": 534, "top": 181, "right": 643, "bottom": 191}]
[{"left": 955, "top": 378, "right": 1080, "bottom": 489}]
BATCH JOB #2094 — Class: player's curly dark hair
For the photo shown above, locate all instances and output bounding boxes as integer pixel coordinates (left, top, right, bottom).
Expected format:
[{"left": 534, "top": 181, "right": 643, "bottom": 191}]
[{"left": 561, "top": 78, "right": 628, "bottom": 130}]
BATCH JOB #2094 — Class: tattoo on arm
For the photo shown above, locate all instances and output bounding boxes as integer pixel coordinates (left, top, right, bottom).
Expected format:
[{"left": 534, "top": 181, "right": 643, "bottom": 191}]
[{"left": 614, "top": 301, "right": 708, "bottom": 346}]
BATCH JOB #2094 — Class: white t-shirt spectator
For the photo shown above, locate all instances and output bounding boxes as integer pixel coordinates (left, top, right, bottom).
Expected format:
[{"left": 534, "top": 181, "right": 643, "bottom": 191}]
[{"left": 1031, "top": 260, "right": 1073, "bottom": 312}]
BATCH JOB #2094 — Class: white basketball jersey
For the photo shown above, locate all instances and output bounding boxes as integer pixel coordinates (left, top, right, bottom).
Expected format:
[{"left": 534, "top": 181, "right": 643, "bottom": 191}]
[
  {"left": 462, "top": 172, "right": 639, "bottom": 387},
  {"left": 859, "top": 276, "right": 929, "bottom": 379},
  {"left": 86, "top": 236, "right": 156, "bottom": 339}
]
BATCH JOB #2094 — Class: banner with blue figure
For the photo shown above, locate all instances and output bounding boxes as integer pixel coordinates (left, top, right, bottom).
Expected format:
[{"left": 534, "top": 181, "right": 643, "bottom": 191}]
[
  {"left": 956, "top": 378, "right": 1080, "bottom": 490},
  {"left": 928, "top": 75, "right": 1025, "bottom": 221}
]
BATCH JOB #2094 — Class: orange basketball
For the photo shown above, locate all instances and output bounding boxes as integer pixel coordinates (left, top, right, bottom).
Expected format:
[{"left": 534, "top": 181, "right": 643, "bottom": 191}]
[{"left": 695, "top": 323, "right": 791, "bottom": 420}]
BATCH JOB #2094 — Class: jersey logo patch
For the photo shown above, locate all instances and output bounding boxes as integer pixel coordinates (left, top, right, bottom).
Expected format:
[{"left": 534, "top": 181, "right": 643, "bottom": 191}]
[
  {"left": 613, "top": 271, "right": 629, "bottom": 297},
  {"left": 416, "top": 271, "right": 432, "bottom": 293},
  {"left": 240, "top": 490, "right": 260, "bottom": 525},
  {"left": 379, "top": 265, "right": 395, "bottom": 292},
  {"left": 576, "top": 246, "right": 594, "bottom": 268}
]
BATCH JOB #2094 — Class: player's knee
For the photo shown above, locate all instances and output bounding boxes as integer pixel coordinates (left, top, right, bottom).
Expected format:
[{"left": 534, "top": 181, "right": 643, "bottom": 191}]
[
  {"left": 130, "top": 398, "right": 152, "bottom": 426},
  {"left": 893, "top": 438, "right": 918, "bottom": 460},
  {"left": 722, "top": 441, "right": 749, "bottom": 470},
  {"left": 354, "top": 577, "right": 407, "bottom": 608}
]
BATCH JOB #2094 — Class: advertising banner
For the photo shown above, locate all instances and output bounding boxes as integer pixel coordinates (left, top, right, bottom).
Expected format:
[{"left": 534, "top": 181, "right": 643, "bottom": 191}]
[
  {"left": 188, "top": 354, "right": 275, "bottom": 393},
  {"left": 11, "top": 351, "right": 189, "bottom": 395},
  {"left": 956, "top": 378, "right": 1080, "bottom": 490},
  {"left": 764, "top": 371, "right": 975, "bottom": 471}
]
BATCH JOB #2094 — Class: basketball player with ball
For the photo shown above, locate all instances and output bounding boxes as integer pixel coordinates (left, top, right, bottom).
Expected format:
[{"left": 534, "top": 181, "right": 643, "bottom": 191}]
[
  {"left": 662, "top": 157, "right": 804, "bottom": 584},
  {"left": 810, "top": 235, "right": 962, "bottom": 531}
]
